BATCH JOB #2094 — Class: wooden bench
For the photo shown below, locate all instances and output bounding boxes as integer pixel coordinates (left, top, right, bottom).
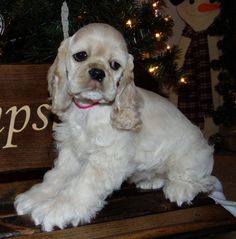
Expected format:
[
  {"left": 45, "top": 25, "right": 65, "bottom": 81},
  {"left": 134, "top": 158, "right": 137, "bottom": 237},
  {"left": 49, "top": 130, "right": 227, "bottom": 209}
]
[{"left": 0, "top": 65, "right": 236, "bottom": 239}]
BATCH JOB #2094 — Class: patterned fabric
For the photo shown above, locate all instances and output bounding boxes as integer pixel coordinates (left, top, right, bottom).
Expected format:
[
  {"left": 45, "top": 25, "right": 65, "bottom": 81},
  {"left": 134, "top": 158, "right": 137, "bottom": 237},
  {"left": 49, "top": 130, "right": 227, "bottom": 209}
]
[{"left": 178, "top": 24, "right": 214, "bottom": 129}]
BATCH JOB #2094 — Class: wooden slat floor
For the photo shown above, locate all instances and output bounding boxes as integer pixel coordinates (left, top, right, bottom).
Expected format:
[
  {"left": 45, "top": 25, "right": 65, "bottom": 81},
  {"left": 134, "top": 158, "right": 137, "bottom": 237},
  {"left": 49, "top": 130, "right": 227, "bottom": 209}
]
[{"left": 0, "top": 154, "right": 236, "bottom": 239}]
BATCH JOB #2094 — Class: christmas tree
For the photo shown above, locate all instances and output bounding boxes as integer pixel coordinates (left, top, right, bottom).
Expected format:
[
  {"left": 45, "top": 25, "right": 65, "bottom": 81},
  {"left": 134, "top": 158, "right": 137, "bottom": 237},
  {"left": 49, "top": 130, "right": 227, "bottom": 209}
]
[
  {"left": 1, "top": 0, "right": 235, "bottom": 132},
  {"left": 0, "top": 0, "right": 180, "bottom": 89}
]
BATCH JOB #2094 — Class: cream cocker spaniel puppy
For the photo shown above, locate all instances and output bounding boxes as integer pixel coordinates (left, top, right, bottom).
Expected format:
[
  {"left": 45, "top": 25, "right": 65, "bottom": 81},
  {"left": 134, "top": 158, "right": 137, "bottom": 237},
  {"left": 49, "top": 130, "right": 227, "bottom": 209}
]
[{"left": 15, "top": 23, "right": 216, "bottom": 231}]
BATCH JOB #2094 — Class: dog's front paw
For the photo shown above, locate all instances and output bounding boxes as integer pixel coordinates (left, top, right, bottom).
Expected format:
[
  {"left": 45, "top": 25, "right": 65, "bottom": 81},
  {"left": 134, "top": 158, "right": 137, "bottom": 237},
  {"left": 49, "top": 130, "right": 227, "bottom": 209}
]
[
  {"left": 15, "top": 192, "right": 38, "bottom": 216},
  {"left": 14, "top": 184, "right": 53, "bottom": 216},
  {"left": 30, "top": 196, "right": 97, "bottom": 231},
  {"left": 136, "top": 178, "right": 165, "bottom": 190}
]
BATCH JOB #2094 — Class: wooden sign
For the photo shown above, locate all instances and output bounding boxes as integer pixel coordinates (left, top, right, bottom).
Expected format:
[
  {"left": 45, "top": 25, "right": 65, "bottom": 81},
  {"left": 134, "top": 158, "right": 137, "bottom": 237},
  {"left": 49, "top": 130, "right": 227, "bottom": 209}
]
[{"left": 0, "top": 64, "right": 55, "bottom": 173}]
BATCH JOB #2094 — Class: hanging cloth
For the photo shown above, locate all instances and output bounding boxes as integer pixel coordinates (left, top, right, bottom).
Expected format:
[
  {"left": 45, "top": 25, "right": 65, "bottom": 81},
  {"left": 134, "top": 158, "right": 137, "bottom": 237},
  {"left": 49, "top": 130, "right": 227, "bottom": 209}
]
[{"left": 178, "top": 24, "right": 214, "bottom": 129}]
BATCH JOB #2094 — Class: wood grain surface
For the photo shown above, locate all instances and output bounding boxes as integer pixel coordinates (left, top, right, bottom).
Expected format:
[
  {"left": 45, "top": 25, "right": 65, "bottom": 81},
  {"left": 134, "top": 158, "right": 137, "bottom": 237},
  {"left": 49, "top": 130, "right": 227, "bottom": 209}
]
[{"left": 0, "top": 65, "right": 55, "bottom": 172}]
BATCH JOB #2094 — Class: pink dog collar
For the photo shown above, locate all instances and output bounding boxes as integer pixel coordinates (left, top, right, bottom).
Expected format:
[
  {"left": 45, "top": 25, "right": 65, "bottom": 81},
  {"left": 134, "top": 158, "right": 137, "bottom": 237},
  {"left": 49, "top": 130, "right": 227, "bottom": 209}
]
[{"left": 73, "top": 98, "right": 99, "bottom": 109}]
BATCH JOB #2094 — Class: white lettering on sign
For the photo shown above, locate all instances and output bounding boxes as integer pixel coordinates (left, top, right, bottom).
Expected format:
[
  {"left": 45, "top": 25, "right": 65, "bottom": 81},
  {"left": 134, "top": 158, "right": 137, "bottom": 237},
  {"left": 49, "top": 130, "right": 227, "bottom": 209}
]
[
  {"left": 32, "top": 104, "right": 50, "bottom": 131},
  {"left": 0, "top": 104, "right": 50, "bottom": 149}
]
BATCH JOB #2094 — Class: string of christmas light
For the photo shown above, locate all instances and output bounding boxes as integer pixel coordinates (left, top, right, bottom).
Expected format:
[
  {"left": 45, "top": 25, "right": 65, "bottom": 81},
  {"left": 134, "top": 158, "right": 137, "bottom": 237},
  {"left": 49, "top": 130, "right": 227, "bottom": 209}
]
[{"left": 126, "top": 19, "right": 132, "bottom": 28}]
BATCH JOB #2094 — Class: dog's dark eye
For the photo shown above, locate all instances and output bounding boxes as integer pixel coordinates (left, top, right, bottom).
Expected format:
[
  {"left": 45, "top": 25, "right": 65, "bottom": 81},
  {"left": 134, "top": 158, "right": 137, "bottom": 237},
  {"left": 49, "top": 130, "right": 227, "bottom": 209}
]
[
  {"left": 110, "top": 61, "right": 121, "bottom": 71},
  {"left": 73, "top": 51, "right": 88, "bottom": 62}
]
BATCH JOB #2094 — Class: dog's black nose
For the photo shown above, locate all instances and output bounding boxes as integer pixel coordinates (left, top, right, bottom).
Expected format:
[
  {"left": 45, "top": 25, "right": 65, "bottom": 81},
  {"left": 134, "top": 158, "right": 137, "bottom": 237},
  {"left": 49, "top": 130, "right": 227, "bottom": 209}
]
[{"left": 89, "top": 68, "right": 105, "bottom": 82}]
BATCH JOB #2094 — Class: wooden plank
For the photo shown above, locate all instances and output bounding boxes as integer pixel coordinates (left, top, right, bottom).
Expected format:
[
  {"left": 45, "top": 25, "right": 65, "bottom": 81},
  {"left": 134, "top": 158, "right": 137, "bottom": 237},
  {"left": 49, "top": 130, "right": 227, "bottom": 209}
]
[
  {"left": 213, "top": 155, "right": 236, "bottom": 200},
  {"left": 0, "top": 180, "right": 214, "bottom": 238},
  {"left": 0, "top": 180, "right": 42, "bottom": 218},
  {"left": 0, "top": 168, "right": 48, "bottom": 183},
  {"left": 0, "top": 217, "right": 36, "bottom": 238},
  {"left": 0, "top": 65, "right": 55, "bottom": 172},
  {"left": 0, "top": 65, "right": 50, "bottom": 105},
  {"left": 1, "top": 154, "right": 233, "bottom": 208},
  {"left": 0, "top": 179, "right": 212, "bottom": 219},
  {"left": 3, "top": 205, "right": 235, "bottom": 239},
  {"left": 0, "top": 155, "right": 235, "bottom": 238}
]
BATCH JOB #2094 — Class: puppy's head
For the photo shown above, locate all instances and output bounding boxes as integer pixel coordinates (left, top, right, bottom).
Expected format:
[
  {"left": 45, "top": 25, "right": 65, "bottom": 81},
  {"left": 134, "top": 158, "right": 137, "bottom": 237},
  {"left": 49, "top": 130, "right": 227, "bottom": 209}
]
[{"left": 48, "top": 23, "right": 141, "bottom": 130}]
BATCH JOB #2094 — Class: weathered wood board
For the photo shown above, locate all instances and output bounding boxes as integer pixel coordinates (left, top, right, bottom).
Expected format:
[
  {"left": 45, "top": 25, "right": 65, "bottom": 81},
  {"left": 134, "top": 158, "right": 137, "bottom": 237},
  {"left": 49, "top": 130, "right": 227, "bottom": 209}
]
[{"left": 0, "top": 65, "right": 55, "bottom": 172}]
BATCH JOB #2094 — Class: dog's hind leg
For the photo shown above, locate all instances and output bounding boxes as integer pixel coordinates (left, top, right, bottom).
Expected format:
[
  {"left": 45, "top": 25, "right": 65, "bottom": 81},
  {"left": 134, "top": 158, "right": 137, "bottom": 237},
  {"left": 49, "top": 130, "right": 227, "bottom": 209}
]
[{"left": 163, "top": 175, "right": 216, "bottom": 206}]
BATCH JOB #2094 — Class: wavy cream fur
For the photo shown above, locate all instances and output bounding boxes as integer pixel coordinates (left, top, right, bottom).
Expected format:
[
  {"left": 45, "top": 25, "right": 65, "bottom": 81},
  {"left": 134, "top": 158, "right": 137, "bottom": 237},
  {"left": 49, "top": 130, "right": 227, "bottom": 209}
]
[{"left": 15, "top": 23, "right": 216, "bottom": 232}]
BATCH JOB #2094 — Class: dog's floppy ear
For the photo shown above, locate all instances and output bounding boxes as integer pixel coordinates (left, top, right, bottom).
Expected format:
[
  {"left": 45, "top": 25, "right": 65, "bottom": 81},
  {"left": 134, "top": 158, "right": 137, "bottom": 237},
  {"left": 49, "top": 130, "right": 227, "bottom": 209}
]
[
  {"left": 48, "top": 38, "right": 72, "bottom": 117},
  {"left": 111, "top": 54, "right": 142, "bottom": 131}
]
